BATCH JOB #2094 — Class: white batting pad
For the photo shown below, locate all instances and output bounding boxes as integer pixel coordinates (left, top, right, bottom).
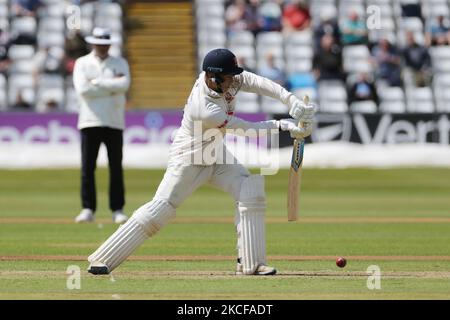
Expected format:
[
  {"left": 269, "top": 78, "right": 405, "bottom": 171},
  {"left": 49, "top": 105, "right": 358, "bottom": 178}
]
[
  {"left": 88, "top": 218, "right": 147, "bottom": 272},
  {"left": 88, "top": 199, "right": 176, "bottom": 272},
  {"left": 238, "top": 175, "right": 266, "bottom": 274},
  {"left": 132, "top": 198, "right": 176, "bottom": 236}
]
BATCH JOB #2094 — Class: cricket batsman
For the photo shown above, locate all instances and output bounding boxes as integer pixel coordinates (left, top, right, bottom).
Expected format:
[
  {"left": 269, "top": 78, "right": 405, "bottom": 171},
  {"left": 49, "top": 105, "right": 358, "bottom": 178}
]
[{"left": 87, "top": 48, "right": 316, "bottom": 275}]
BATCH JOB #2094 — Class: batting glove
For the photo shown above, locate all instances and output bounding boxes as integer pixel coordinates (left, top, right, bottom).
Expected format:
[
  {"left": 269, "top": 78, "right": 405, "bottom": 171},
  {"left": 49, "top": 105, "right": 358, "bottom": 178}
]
[
  {"left": 278, "top": 119, "right": 313, "bottom": 140},
  {"left": 289, "top": 99, "right": 317, "bottom": 124}
]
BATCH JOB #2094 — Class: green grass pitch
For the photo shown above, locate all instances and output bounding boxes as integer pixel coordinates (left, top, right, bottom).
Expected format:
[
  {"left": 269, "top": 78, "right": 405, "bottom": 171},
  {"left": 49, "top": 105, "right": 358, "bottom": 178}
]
[{"left": 1, "top": 168, "right": 450, "bottom": 299}]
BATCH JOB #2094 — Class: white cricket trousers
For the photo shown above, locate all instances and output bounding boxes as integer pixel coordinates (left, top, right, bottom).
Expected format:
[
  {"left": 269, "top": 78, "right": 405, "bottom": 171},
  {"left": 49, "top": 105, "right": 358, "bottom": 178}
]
[{"left": 154, "top": 162, "right": 251, "bottom": 207}]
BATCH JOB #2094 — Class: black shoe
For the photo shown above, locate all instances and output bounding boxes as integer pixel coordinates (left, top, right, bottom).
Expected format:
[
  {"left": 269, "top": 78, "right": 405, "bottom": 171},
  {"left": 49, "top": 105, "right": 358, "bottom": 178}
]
[{"left": 87, "top": 261, "right": 110, "bottom": 275}]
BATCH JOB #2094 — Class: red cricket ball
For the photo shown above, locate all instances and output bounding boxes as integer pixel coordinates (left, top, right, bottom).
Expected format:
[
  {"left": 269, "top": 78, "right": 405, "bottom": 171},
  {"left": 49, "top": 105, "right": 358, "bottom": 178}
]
[{"left": 336, "top": 257, "right": 347, "bottom": 268}]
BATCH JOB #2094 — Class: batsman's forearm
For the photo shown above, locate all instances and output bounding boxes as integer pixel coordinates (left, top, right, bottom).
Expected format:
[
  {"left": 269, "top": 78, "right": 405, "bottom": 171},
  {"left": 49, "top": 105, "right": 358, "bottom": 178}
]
[{"left": 225, "top": 118, "right": 279, "bottom": 136}]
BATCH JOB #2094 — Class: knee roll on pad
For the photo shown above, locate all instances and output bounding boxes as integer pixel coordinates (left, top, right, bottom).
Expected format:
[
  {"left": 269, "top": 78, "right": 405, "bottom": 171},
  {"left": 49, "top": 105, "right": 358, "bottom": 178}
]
[
  {"left": 132, "top": 199, "right": 176, "bottom": 236},
  {"left": 238, "top": 174, "right": 266, "bottom": 205}
]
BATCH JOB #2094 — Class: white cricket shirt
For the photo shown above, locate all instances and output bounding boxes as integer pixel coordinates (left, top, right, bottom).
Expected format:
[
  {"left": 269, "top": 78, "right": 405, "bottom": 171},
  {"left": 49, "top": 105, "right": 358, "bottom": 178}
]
[{"left": 169, "top": 71, "right": 298, "bottom": 165}]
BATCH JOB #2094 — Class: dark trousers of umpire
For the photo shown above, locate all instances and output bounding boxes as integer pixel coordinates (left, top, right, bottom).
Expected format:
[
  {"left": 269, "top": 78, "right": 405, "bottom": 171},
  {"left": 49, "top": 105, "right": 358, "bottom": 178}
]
[{"left": 80, "top": 127, "right": 125, "bottom": 213}]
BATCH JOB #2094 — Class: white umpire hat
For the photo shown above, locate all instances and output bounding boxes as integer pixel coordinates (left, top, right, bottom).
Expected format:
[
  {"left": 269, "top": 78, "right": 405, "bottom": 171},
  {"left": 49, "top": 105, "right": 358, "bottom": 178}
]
[{"left": 85, "top": 28, "right": 116, "bottom": 45}]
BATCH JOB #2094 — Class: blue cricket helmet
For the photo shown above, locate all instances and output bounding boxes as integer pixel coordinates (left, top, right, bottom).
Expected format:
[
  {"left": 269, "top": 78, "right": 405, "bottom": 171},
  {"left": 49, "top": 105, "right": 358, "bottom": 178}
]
[{"left": 202, "top": 48, "right": 244, "bottom": 75}]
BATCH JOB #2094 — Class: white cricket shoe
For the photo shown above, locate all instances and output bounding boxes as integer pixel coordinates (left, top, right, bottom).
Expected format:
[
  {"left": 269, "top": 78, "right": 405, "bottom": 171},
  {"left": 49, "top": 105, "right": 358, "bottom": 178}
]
[
  {"left": 87, "top": 261, "right": 109, "bottom": 275},
  {"left": 75, "top": 209, "right": 95, "bottom": 223},
  {"left": 236, "top": 261, "right": 277, "bottom": 276},
  {"left": 112, "top": 210, "right": 128, "bottom": 224}
]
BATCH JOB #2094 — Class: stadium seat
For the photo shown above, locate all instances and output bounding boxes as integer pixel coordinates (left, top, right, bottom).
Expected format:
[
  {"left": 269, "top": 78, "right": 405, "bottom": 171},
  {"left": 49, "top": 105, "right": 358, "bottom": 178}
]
[
  {"left": 285, "top": 45, "right": 314, "bottom": 60},
  {"left": 257, "top": 32, "right": 284, "bottom": 47},
  {"left": 350, "top": 101, "right": 378, "bottom": 113},
  {"left": 7, "top": 45, "right": 35, "bottom": 61},
  {"left": 37, "top": 32, "right": 65, "bottom": 48},
  {"left": 284, "top": 30, "right": 313, "bottom": 46},
  {"left": 97, "top": 2, "right": 123, "bottom": 18},
  {"left": 379, "top": 101, "right": 406, "bottom": 113},
  {"left": 0, "top": 89, "right": 6, "bottom": 111},
  {"left": 285, "top": 59, "right": 313, "bottom": 74},
  {"left": 0, "top": 17, "right": 8, "bottom": 31},
  {"left": 95, "top": 16, "right": 123, "bottom": 32},
  {"left": 38, "top": 18, "right": 65, "bottom": 33},
  {"left": 36, "top": 87, "right": 65, "bottom": 113},
  {"left": 0, "top": 73, "right": 6, "bottom": 88},
  {"left": 0, "top": 73, "right": 6, "bottom": 110},
  {"left": 0, "top": 3, "right": 8, "bottom": 19},
  {"left": 11, "top": 17, "right": 37, "bottom": 35},
  {"left": 342, "top": 45, "right": 373, "bottom": 73},
  {"left": 228, "top": 31, "right": 255, "bottom": 47},
  {"left": 399, "top": 17, "right": 423, "bottom": 32},
  {"left": 318, "top": 81, "right": 348, "bottom": 113},
  {"left": 80, "top": 17, "right": 94, "bottom": 35},
  {"left": 199, "top": 31, "right": 226, "bottom": 47},
  {"left": 8, "top": 60, "right": 34, "bottom": 74},
  {"left": 196, "top": 3, "right": 224, "bottom": 18},
  {"left": 197, "top": 19, "right": 225, "bottom": 33},
  {"left": 81, "top": 2, "right": 95, "bottom": 18},
  {"left": 256, "top": 32, "right": 284, "bottom": 65},
  {"left": 406, "top": 87, "right": 435, "bottom": 113},
  {"left": 37, "top": 2, "right": 65, "bottom": 18},
  {"left": 426, "top": 2, "right": 450, "bottom": 19},
  {"left": 378, "top": 87, "right": 406, "bottom": 113},
  {"left": 39, "top": 74, "right": 64, "bottom": 89},
  {"left": 8, "top": 74, "right": 35, "bottom": 106}
]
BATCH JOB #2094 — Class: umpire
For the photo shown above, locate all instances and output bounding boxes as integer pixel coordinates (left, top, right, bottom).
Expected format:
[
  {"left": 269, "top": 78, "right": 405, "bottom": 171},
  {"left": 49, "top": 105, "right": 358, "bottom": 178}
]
[{"left": 73, "top": 28, "right": 130, "bottom": 224}]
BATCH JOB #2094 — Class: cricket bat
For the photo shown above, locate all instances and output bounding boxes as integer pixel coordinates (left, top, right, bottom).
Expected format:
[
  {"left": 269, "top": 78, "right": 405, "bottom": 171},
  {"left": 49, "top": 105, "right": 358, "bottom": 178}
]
[{"left": 287, "top": 95, "right": 309, "bottom": 222}]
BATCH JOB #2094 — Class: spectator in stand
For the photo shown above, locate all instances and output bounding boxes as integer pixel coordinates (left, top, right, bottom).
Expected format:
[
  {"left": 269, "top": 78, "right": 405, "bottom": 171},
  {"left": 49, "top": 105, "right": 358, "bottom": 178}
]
[
  {"left": 371, "top": 38, "right": 402, "bottom": 87},
  {"left": 225, "top": 0, "right": 251, "bottom": 35},
  {"left": 64, "top": 30, "right": 90, "bottom": 75},
  {"left": 11, "top": 0, "right": 42, "bottom": 17},
  {"left": 340, "top": 10, "right": 368, "bottom": 46},
  {"left": 0, "top": 28, "right": 11, "bottom": 74},
  {"left": 11, "top": 91, "right": 32, "bottom": 111},
  {"left": 246, "top": 0, "right": 263, "bottom": 35},
  {"left": 403, "top": 31, "right": 432, "bottom": 87},
  {"left": 313, "top": 34, "right": 345, "bottom": 81},
  {"left": 258, "top": 53, "right": 286, "bottom": 87},
  {"left": 314, "top": 7, "right": 340, "bottom": 50},
  {"left": 425, "top": 15, "right": 450, "bottom": 46},
  {"left": 282, "top": 0, "right": 311, "bottom": 33},
  {"left": 348, "top": 73, "right": 378, "bottom": 105},
  {"left": 258, "top": 0, "right": 282, "bottom": 32}
]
